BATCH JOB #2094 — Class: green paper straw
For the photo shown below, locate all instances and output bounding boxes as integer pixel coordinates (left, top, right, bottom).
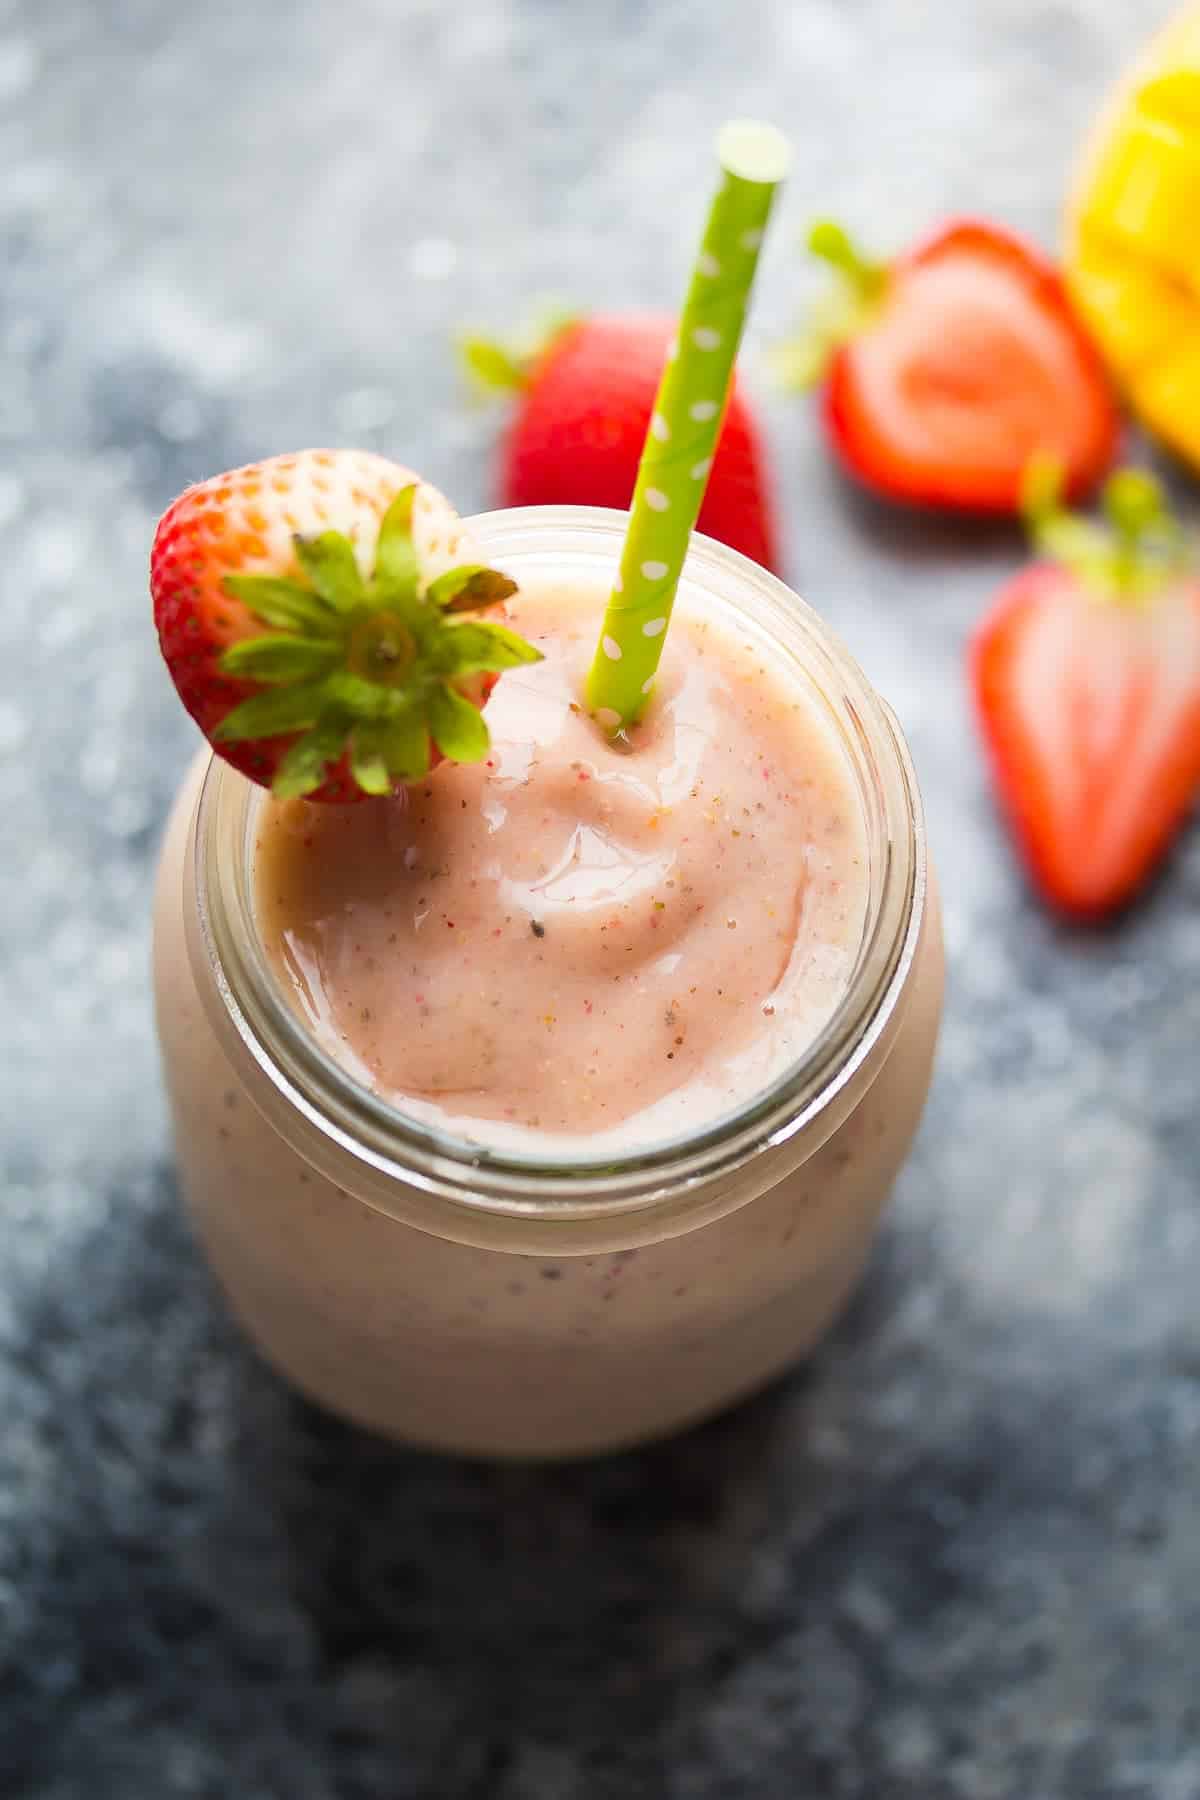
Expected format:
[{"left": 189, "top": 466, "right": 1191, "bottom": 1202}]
[{"left": 585, "top": 119, "right": 791, "bottom": 730}]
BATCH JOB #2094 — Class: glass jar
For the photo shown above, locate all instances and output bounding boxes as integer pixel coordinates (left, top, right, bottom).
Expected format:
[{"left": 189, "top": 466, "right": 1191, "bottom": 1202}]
[{"left": 152, "top": 508, "right": 943, "bottom": 1458}]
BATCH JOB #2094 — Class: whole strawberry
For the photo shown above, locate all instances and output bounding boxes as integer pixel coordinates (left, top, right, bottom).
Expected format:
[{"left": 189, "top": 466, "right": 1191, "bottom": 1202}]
[
  {"left": 462, "top": 313, "right": 780, "bottom": 571},
  {"left": 151, "top": 450, "right": 540, "bottom": 802}
]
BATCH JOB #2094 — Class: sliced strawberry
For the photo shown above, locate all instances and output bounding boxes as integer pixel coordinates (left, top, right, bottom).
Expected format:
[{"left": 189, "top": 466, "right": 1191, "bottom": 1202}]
[
  {"left": 151, "top": 450, "right": 540, "bottom": 803},
  {"left": 779, "top": 219, "right": 1119, "bottom": 514},
  {"left": 972, "top": 464, "right": 1200, "bottom": 917},
  {"left": 462, "top": 312, "right": 780, "bottom": 571}
]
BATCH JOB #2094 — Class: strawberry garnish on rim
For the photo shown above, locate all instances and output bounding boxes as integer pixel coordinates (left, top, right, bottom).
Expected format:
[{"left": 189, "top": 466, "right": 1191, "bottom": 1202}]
[
  {"left": 461, "top": 311, "right": 780, "bottom": 572},
  {"left": 777, "top": 218, "right": 1119, "bottom": 514},
  {"left": 151, "top": 450, "right": 541, "bottom": 803},
  {"left": 972, "top": 459, "right": 1200, "bottom": 918}
]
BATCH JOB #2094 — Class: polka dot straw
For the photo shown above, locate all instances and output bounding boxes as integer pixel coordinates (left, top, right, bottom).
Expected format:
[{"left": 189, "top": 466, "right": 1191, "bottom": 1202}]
[{"left": 585, "top": 120, "right": 791, "bottom": 731}]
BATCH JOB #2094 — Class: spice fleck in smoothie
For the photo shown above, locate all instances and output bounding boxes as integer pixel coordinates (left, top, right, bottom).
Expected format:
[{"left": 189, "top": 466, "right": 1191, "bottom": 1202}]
[{"left": 150, "top": 123, "right": 943, "bottom": 1453}]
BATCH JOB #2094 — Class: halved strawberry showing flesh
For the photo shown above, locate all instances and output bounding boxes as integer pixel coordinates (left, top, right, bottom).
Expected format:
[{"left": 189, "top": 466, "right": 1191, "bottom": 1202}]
[
  {"left": 972, "top": 462, "right": 1200, "bottom": 917},
  {"left": 462, "top": 312, "right": 780, "bottom": 571},
  {"left": 151, "top": 450, "right": 540, "bottom": 802},
  {"left": 779, "top": 219, "right": 1119, "bottom": 513}
]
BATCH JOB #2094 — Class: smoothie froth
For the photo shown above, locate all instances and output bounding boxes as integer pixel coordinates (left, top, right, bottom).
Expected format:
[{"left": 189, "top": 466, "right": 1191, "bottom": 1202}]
[{"left": 253, "top": 570, "right": 870, "bottom": 1152}]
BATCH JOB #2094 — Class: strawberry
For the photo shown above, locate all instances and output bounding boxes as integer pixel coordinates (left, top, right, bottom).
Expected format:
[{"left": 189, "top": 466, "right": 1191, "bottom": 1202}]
[
  {"left": 971, "top": 461, "right": 1200, "bottom": 918},
  {"left": 461, "top": 312, "right": 780, "bottom": 570},
  {"left": 778, "top": 219, "right": 1119, "bottom": 514},
  {"left": 151, "top": 450, "right": 540, "bottom": 802}
]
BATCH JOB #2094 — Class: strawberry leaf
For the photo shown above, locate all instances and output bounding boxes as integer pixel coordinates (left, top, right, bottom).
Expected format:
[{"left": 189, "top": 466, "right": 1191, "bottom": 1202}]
[
  {"left": 349, "top": 724, "right": 394, "bottom": 796},
  {"left": 1023, "top": 455, "right": 1189, "bottom": 604},
  {"left": 773, "top": 220, "right": 889, "bottom": 391},
  {"left": 426, "top": 564, "right": 519, "bottom": 612},
  {"left": 380, "top": 708, "right": 431, "bottom": 781},
  {"left": 428, "top": 680, "right": 490, "bottom": 762},
  {"left": 459, "top": 311, "right": 577, "bottom": 395},
  {"left": 1021, "top": 457, "right": 1106, "bottom": 571},
  {"left": 323, "top": 670, "right": 414, "bottom": 721},
  {"left": 213, "top": 681, "right": 332, "bottom": 742},
  {"left": 769, "top": 330, "right": 839, "bottom": 391},
  {"left": 438, "top": 619, "right": 545, "bottom": 676},
  {"left": 1105, "top": 468, "right": 1169, "bottom": 540},
  {"left": 292, "top": 531, "right": 365, "bottom": 612},
  {"left": 222, "top": 574, "right": 342, "bottom": 635},
  {"left": 1020, "top": 451, "right": 1065, "bottom": 523},
  {"left": 373, "top": 485, "right": 421, "bottom": 602},
  {"left": 807, "top": 220, "right": 888, "bottom": 300},
  {"left": 1030, "top": 514, "right": 1111, "bottom": 582},
  {"left": 219, "top": 636, "right": 340, "bottom": 684},
  {"left": 1105, "top": 469, "right": 1185, "bottom": 597},
  {"left": 459, "top": 335, "right": 531, "bottom": 392},
  {"left": 271, "top": 713, "right": 353, "bottom": 798}
]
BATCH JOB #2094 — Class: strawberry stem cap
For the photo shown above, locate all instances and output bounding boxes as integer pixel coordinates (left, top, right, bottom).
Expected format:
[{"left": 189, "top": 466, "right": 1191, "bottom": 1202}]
[
  {"left": 459, "top": 305, "right": 579, "bottom": 395},
  {"left": 771, "top": 219, "right": 889, "bottom": 390},
  {"left": 1022, "top": 453, "right": 1188, "bottom": 604},
  {"left": 213, "top": 483, "right": 541, "bottom": 798}
]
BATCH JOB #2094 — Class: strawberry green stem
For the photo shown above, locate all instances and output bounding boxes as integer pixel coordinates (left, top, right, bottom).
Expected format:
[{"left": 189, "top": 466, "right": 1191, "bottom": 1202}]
[
  {"left": 1022, "top": 454, "right": 1188, "bottom": 606},
  {"left": 459, "top": 307, "right": 579, "bottom": 395},
  {"left": 771, "top": 218, "right": 889, "bottom": 390},
  {"left": 807, "top": 220, "right": 888, "bottom": 302},
  {"left": 458, "top": 335, "right": 531, "bottom": 393}
]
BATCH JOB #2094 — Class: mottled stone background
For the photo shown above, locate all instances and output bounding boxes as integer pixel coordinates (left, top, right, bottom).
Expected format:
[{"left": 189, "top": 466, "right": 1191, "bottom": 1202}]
[{"left": 2, "top": 1, "right": 1199, "bottom": 1796}]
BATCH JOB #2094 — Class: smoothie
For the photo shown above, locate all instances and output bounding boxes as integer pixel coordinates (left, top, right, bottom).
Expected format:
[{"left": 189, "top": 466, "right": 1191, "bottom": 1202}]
[
  {"left": 153, "top": 509, "right": 943, "bottom": 1457},
  {"left": 253, "top": 571, "right": 869, "bottom": 1153}
]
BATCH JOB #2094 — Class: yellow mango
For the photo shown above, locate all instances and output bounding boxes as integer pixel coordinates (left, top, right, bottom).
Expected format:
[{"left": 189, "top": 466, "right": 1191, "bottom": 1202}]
[
  {"left": 1065, "top": 3, "right": 1200, "bottom": 467},
  {"left": 1066, "top": 236, "right": 1197, "bottom": 375},
  {"left": 1078, "top": 114, "right": 1200, "bottom": 280},
  {"left": 1133, "top": 338, "right": 1200, "bottom": 466}
]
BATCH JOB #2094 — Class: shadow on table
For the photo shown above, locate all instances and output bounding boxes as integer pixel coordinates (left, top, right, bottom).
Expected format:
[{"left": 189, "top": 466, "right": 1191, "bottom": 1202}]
[
  {"left": 0, "top": 1167, "right": 920, "bottom": 1797},
  {"left": 226, "top": 1239, "right": 905, "bottom": 1791},
  {"left": 830, "top": 469, "right": 1020, "bottom": 565}
]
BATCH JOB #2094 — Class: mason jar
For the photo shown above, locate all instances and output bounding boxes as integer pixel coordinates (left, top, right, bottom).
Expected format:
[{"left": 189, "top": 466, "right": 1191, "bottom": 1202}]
[{"left": 152, "top": 508, "right": 943, "bottom": 1458}]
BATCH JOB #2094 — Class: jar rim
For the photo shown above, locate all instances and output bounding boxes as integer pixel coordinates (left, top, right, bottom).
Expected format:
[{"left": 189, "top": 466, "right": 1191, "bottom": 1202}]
[{"left": 192, "top": 506, "right": 926, "bottom": 1221}]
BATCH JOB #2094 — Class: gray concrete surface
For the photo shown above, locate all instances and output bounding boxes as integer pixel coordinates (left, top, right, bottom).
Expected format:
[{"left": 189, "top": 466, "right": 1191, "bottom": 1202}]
[{"left": 1, "top": 1, "right": 1198, "bottom": 1795}]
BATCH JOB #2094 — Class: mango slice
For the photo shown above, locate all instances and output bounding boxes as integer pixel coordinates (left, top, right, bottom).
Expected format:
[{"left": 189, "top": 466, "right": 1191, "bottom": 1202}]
[{"left": 1066, "top": 4, "right": 1200, "bottom": 468}]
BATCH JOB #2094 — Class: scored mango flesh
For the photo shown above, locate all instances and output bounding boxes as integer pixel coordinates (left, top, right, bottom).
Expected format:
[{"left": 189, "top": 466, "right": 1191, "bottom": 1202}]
[{"left": 1066, "top": 4, "right": 1200, "bottom": 468}]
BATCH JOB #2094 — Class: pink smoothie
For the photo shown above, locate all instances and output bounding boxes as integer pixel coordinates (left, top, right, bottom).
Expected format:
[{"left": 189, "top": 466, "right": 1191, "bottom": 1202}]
[{"left": 253, "top": 570, "right": 870, "bottom": 1150}]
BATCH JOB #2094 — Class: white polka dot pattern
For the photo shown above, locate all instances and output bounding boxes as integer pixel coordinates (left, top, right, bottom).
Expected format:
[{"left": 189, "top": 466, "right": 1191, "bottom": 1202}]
[{"left": 585, "top": 121, "right": 786, "bottom": 730}]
